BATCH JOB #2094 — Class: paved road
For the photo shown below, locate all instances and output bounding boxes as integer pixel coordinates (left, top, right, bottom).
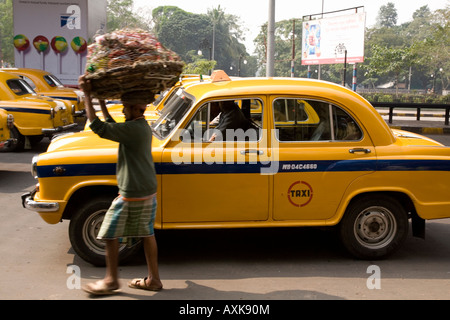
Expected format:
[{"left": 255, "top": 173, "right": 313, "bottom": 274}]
[{"left": 1, "top": 132, "right": 449, "bottom": 303}]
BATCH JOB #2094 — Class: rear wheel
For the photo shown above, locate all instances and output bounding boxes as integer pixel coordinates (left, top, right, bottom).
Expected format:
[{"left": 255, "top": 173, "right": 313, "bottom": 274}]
[
  {"left": 339, "top": 195, "right": 409, "bottom": 259},
  {"left": 68, "top": 196, "right": 142, "bottom": 266}
]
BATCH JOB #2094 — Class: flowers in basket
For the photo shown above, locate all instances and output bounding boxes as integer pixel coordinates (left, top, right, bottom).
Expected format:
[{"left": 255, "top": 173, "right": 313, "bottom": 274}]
[{"left": 84, "top": 29, "right": 185, "bottom": 101}]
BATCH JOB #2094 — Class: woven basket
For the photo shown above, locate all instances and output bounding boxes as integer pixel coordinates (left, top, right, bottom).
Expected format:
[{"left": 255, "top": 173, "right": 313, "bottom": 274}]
[
  {"left": 83, "top": 28, "right": 184, "bottom": 102},
  {"left": 85, "top": 60, "right": 184, "bottom": 101}
]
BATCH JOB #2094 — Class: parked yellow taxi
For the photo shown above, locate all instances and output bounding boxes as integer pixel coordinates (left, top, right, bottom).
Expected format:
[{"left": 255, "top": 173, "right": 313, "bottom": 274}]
[
  {"left": 0, "top": 71, "right": 77, "bottom": 151},
  {"left": 0, "top": 108, "right": 14, "bottom": 149},
  {"left": 2, "top": 68, "right": 85, "bottom": 117},
  {"left": 22, "top": 71, "right": 450, "bottom": 266}
]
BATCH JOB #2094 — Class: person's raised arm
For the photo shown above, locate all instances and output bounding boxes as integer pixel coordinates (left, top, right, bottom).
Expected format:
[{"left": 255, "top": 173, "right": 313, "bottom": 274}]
[
  {"left": 78, "top": 75, "right": 97, "bottom": 123},
  {"left": 99, "top": 99, "right": 114, "bottom": 122}
]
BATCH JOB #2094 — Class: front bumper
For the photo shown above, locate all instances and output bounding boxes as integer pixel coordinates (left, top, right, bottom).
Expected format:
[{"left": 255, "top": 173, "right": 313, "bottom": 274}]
[
  {"left": 0, "top": 138, "right": 15, "bottom": 149},
  {"left": 42, "top": 123, "right": 78, "bottom": 135},
  {"left": 74, "top": 109, "right": 86, "bottom": 117},
  {"left": 21, "top": 191, "right": 60, "bottom": 213}
]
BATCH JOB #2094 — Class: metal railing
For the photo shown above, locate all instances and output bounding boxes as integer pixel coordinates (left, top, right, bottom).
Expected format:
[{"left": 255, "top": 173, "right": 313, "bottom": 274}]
[{"left": 371, "top": 102, "right": 450, "bottom": 126}]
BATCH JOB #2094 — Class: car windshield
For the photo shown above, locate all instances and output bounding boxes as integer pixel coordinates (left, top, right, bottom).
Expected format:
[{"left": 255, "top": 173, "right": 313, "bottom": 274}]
[
  {"left": 7, "top": 79, "right": 36, "bottom": 96},
  {"left": 152, "top": 89, "right": 170, "bottom": 108},
  {"left": 43, "top": 74, "right": 64, "bottom": 88},
  {"left": 152, "top": 88, "right": 194, "bottom": 139}
]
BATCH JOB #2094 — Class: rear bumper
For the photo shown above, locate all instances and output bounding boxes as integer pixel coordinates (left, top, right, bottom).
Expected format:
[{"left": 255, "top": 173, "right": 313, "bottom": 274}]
[{"left": 42, "top": 123, "right": 78, "bottom": 135}]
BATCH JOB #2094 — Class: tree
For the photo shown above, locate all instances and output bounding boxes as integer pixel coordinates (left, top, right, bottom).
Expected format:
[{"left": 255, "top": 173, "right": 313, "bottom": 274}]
[
  {"left": 412, "top": 7, "right": 449, "bottom": 92},
  {"left": 207, "top": 5, "right": 225, "bottom": 61},
  {"left": 364, "top": 45, "right": 416, "bottom": 94},
  {"left": 107, "top": 0, "right": 150, "bottom": 31},
  {"left": 152, "top": 7, "right": 211, "bottom": 64},
  {"left": 254, "top": 20, "right": 304, "bottom": 77},
  {"left": 183, "top": 51, "right": 216, "bottom": 75},
  {"left": 153, "top": 5, "right": 255, "bottom": 76},
  {"left": 0, "top": 0, "right": 13, "bottom": 65},
  {"left": 376, "top": 2, "right": 398, "bottom": 28}
]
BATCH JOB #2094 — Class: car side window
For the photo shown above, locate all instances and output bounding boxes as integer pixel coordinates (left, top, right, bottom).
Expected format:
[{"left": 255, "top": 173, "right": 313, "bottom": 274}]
[
  {"left": 184, "top": 98, "right": 263, "bottom": 142},
  {"left": 274, "top": 98, "right": 362, "bottom": 142}
]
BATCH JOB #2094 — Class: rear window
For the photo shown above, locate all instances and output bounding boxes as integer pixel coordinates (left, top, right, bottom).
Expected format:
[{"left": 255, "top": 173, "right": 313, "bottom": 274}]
[
  {"left": 7, "top": 79, "right": 35, "bottom": 96},
  {"left": 43, "top": 74, "right": 64, "bottom": 88}
]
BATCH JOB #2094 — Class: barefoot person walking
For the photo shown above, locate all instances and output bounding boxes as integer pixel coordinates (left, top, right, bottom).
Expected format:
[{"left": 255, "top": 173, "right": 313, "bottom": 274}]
[{"left": 79, "top": 75, "right": 163, "bottom": 296}]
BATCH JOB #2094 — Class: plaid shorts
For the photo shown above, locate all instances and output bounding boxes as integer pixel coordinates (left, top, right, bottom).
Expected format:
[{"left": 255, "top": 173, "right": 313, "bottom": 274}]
[{"left": 97, "top": 194, "right": 157, "bottom": 243}]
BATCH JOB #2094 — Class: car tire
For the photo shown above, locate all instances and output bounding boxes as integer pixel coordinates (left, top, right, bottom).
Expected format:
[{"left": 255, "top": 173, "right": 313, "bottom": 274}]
[
  {"left": 68, "top": 196, "right": 142, "bottom": 267},
  {"left": 339, "top": 195, "right": 409, "bottom": 260}
]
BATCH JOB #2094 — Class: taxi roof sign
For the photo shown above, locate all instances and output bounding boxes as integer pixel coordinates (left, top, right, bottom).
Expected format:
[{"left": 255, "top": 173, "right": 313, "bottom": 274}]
[{"left": 211, "top": 70, "right": 231, "bottom": 83}]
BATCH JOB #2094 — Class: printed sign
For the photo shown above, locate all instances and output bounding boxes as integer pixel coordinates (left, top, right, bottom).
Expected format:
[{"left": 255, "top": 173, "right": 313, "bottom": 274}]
[
  {"left": 287, "top": 181, "right": 313, "bottom": 207},
  {"left": 302, "top": 12, "right": 366, "bottom": 65}
]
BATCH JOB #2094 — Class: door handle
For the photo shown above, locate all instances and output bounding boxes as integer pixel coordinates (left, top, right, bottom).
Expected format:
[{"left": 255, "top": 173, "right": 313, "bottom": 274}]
[
  {"left": 240, "top": 150, "right": 264, "bottom": 155},
  {"left": 349, "top": 148, "right": 371, "bottom": 154}
]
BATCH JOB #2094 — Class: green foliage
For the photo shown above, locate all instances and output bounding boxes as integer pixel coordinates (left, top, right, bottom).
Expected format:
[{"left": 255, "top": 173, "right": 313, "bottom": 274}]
[
  {"left": 361, "top": 92, "right": 450, "bottom": 104},
  {"left": 107, "top": 0, "right": 150, "bottom": 31},
  {"left": 152, "top": 5, "right": 256, "bottom": 77},
  {"left": 376, "top": 2, "right": 398, "bottom": 28},
  {"left": 0, "top": 0, "right": 14, "bottom": 65},
  {"left": 183, "top": 56, "right": 216, "bottom": 75}
]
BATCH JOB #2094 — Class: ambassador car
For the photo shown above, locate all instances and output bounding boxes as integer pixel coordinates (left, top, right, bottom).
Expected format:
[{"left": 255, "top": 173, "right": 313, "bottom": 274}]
[
  {"left": 2, "top": 68, "right": 85, "bottom": 117},
  {"left": 0, "top": 71, "right": 77, "bottom": 151},
  {"left": 22, "top": 71, "right": 450, "bottom": 266}
]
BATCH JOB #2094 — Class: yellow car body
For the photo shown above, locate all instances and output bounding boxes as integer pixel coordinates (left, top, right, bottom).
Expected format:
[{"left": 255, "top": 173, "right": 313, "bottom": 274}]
[
  {"left": 0, "top": 108, "right": 14, "bottom": 149},
  {"left": 0, "top": 71, "right": 77, "bottom": 151},
  {"left": 1, "top": 68, "right": 85, "bottom": 117},
  {"left": 23, "top": 72, "right": 450, "bottom": 265}
]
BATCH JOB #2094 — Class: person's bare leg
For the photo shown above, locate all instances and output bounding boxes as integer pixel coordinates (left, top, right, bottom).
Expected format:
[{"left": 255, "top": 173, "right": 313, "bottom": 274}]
[
  {"left": 143, "top": 235, "right": 162, "bottom": 289},
  {"left": 82, "top": 238, "right": 120, "bottom": 295},
  {"left": 103, "top": 238, "right": 120, "bottom": 289}
]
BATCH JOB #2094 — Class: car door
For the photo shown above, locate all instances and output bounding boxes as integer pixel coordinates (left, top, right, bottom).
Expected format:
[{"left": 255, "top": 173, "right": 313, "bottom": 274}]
[
  {"left": 271, "top": 97, "right": 376, "bottom": 221},
  {"left": 161, "top": 97, "right": 271, "bottom": 223}
]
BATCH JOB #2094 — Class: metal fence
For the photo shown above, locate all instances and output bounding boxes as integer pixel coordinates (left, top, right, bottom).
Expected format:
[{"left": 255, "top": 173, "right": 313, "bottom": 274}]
[{"left": 371, "top": 102, "right": 450, "bottom": 125}]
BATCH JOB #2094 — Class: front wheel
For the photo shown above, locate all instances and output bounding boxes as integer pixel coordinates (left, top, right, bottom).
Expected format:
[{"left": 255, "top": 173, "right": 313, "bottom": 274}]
[
  {"left": 68, "top": 196, "right": 142, "bottom": 266},
  {"left": 339, "top": 195, "right": 409, "bottom": 259}
]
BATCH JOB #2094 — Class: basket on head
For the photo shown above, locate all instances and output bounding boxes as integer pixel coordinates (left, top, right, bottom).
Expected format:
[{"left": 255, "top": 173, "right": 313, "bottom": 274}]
[{"left": 84, "top": 29, "right": 185, "bottom": 101}]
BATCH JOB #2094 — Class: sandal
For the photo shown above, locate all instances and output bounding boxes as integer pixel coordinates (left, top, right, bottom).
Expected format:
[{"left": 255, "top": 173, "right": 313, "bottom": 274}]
[
  {"left": 128, "top": 277, "right": 163, "bottom": 291},
  {"left": 82, "top": 280, "right": 121, "bottom": 296}
]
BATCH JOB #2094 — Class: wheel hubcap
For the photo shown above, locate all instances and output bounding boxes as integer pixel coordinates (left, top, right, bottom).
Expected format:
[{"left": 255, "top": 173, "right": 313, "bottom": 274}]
[
  {"left": 82, "top": 209, "right": 106, "bottom": 255},
  {"left": 354, "top": 206, "right": 397, "bottom": 249}
]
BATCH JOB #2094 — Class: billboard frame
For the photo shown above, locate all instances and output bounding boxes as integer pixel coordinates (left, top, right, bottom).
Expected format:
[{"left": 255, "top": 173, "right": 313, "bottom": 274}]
[{"left": 301, "top": 7, "right": 366, "bottom": 67}]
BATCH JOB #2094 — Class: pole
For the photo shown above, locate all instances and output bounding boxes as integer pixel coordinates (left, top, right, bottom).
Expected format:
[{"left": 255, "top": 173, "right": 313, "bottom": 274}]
[
  {"left": 342, "top": 49, "right": 347, "bottom": 87},
  {"left": 291, "top": 19, "right": 295, "bottom": 78},
  {"left": 352, "top": 63, "right": 357, "bottom": 91},
  {"left": 266, "top": 0, "right": 275, "bottom": 77}
]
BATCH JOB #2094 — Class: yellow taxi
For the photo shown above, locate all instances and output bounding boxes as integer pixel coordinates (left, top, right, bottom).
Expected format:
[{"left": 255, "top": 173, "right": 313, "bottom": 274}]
[
  {"left": 2, "top": 68, "right": 85, "bottom": 117},
  {"left": 22, "top": 71, "right": 450, "bottom": 266},
  {"left": 0, "top": 71, "right": 77, "bottom": 151},
  {"left": 0, "top": 108, "right": 14, "bottom": 149}
]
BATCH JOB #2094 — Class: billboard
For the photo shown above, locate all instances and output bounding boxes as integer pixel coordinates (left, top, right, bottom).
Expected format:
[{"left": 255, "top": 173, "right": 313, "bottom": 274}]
[
  {"left": 13, "top": 0, "right": 107, "bottom": 86},
  {"left": 302, "top": 12, "right": 366, "bottom": 65}
]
